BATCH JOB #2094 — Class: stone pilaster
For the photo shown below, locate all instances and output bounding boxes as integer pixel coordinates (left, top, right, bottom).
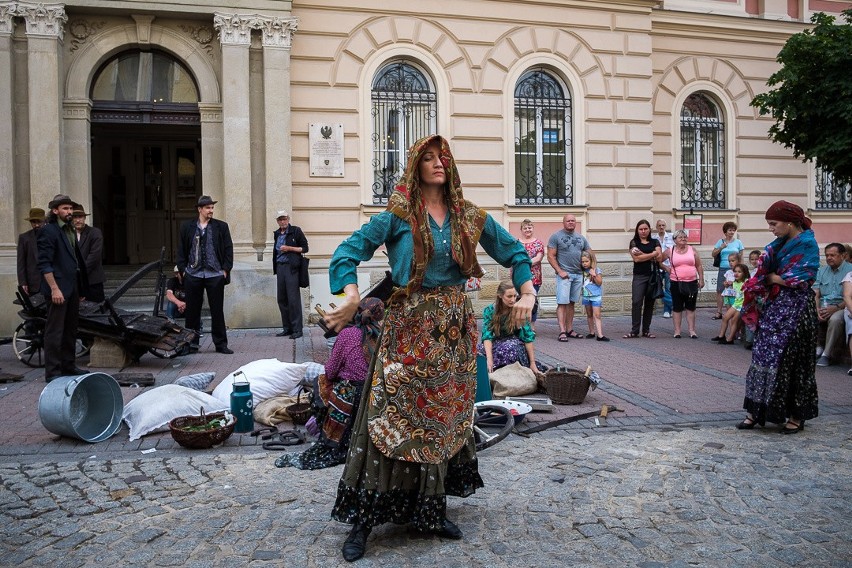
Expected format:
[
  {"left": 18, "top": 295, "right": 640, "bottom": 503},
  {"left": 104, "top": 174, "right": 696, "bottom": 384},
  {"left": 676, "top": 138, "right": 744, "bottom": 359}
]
[
  {"left": 19, "top": 1, "right": 66, "bottom": 209},
  {"left": 61, "top": 99, "right": 92, "bottom": 217},
  {"left": 213, "top": 13, "right": 253, "bottom": 250},
  {"left": 198, "top": 102, "right": 224, "bottom": 211},
  {"left": 0, "top": 2, "right": 16, "bottom": 247},
  {"left": 261, "top": 17, "right": 297, "bottom": 246}
]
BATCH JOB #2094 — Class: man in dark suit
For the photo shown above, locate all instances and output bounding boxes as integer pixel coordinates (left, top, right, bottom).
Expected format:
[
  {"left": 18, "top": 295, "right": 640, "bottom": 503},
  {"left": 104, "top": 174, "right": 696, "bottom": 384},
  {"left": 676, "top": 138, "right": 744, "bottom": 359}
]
[
  {"left": 176, "top": 195, "right": 234, "bottom": 354},
  {"left": 37, "top": 194, "right": 88, "bottom": 381},
  {"left": 272, "top": 210, "right": 309, "bottom": 338},
  {"left": 17, "top": 207, "right": 45, "bottom": 296},
  {"left": 72, "top": 204, "right": 106, "bottom": 302}
]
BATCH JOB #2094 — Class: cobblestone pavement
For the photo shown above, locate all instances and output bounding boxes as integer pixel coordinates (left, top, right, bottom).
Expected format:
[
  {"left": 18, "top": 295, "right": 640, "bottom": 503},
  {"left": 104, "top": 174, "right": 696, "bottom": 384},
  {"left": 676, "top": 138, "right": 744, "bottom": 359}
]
[{"left": 1, "top": 310, "right": 850, "bottom": 566}]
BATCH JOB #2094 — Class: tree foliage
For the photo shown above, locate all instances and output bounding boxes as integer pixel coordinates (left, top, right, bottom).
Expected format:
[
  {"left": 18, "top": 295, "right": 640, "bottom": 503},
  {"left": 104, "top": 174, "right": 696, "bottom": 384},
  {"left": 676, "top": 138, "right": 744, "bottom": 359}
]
[{"left": 751, "top": 9, "right": 852, "bottom": 185}]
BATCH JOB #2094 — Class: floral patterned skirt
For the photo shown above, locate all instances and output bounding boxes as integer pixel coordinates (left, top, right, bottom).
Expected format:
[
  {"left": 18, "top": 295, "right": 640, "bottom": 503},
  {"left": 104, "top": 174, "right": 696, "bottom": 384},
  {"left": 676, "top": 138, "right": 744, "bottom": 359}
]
[
  {"left": 331, "top": 286, "right": 484, "bottom": 531},
  {"left": 743, "top": 287, "right": 819, "bottom": 425}
]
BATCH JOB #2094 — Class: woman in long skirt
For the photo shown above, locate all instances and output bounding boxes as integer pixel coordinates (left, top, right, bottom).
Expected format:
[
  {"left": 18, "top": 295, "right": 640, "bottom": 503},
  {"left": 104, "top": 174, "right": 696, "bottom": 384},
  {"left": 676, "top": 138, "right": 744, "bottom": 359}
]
[
  {"left": 738, "top": 200, "right": 820, "bottom": 434},
  {"left": 323, "top": 135, "right": 535, "bottom": 562}
]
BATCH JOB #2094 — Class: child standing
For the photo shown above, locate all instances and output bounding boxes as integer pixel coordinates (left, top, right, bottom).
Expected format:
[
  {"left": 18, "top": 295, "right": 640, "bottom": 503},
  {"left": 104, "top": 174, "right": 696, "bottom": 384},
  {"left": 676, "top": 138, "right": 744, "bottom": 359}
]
[
  {"left": 581, "top": 251, "right": 609, "bottom": 341},
  {"left": 720, "top": 253, "right": 740, "bottom": 308},
  {"left": 712, "top": 263, "right": 750, "bottom": 344}
]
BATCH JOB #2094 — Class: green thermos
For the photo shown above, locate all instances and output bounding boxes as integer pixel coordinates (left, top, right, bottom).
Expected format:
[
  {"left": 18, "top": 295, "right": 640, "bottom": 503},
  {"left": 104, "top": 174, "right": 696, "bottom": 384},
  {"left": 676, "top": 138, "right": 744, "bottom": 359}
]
[{"left": 230, "top": 371, "right": 254, "bottom": 433}]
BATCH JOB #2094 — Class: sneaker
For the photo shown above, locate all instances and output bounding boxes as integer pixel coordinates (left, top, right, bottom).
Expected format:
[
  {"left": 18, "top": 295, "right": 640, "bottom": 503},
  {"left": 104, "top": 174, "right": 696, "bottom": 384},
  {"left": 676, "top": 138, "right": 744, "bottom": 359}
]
[
  {"left": 848, "top": 368, "right": 852, "bottom": 376},
  {"left": 816, "top": 355, "right": 831, "bottom": 367},
  {"left": 815, "top": 346, "right": 824, "bottom": 357},
  {"left": 663, "top": 312, "right": 672, "bottom": 319}
]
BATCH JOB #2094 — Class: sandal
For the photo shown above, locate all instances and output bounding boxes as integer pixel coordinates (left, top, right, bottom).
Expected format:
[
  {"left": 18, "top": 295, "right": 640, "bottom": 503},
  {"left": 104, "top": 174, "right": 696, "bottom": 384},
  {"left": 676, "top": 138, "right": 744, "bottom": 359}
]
[
  {"left": 585, "top": 333, "right": 596, "bottom": 339},
  {"left": 642, "top": 332, "right": 656, "bottom": 338},
  {"left": 690, "top": 333, "right": 698, "bottom": 339},
  {"left": 565, "top": 330, "right": 584, "bottom": 339},
  {"left": 711, "top": 312, "right": 723, "bottom": 320},
  {"left": 623, "top": 332, "right": 639, "bottom": 339},
  {"left": 558, "top": 332, "right": 569, "bottom": 342},
  {"left": 596, "top": 335, "right": 610, "bottom": 342},
  {"left": 673, "top": 334, "right": 681, "bottom": 338}
]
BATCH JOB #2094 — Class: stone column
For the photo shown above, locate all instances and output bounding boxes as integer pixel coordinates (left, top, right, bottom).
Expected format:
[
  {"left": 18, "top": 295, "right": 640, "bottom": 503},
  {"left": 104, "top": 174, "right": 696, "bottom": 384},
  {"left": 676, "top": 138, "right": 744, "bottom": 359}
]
[
  {"left": 198, "top": 102, "right": 224, "bottom": 206},
  {"left": 0, "top": 2, "right": 17, "bottom": 248},
  {"left": 260, "top": 16, "right": 297, "bottom": 251},
  {"left": 62, "top": 99, "right": 92, "bottom": 213},
  {"left": 213, "top": 13, "right": 253, "bottom": 252},
  {"left": 19, "top": 2, "right": 66, "bottom": 209}
]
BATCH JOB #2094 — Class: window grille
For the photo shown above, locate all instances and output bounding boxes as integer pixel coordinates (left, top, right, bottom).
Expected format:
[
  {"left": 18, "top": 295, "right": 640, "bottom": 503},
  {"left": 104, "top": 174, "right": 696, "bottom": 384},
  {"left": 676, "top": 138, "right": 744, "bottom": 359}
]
[
  {"left": 370, "top": 61, "right": 437, "bottom": 205},
  {"left": 514, "top": 69, "right": 573, "bottom": 205},
  {"left": 680, "top": 93, "right": 725, "bottom": 209},
  {"left": 815, "top": 167, "right": 852, "bottom": 210}
]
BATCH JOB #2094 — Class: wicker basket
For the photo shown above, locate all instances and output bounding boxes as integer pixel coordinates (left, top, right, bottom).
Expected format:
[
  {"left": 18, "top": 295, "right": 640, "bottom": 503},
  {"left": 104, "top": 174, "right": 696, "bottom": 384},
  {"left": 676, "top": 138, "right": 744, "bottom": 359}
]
[
  {"left": 544, "top": 367, "right": 591, "bottom": 405},
  {"left": 286, "top": 388, "right": 312, "bottom": 426},
  {"left": 169, "top": 409, "right": 235, "bottom": 449}
]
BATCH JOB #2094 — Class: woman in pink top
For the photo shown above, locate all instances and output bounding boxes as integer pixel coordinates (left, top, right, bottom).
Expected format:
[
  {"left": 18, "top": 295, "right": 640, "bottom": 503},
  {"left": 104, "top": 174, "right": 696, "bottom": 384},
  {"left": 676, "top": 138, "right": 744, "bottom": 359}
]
[
  {"left": 519, "top": 219, "right": 545, "bottom": 324},
  {"left": 663, "top": 230, "right": 705, "bottom": 338}
]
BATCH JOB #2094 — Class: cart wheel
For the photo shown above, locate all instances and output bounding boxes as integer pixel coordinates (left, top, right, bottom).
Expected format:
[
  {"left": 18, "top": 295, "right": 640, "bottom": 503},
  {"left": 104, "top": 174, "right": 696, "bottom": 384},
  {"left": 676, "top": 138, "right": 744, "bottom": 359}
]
[
  {"left": 147, "top": 346, "right": 179, "bottom": 359},
  {"left": 473, "top": 404, "right": 514, "bottom": 452},
  {"left": 13, "top": 321, "right": 44, "bottom": 368}
]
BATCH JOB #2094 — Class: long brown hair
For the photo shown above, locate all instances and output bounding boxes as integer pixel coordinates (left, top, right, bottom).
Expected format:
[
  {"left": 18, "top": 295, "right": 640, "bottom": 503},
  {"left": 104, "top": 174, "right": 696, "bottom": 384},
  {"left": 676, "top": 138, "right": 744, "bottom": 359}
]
[{"left": 490, "top": 280, "right": 517, "bottom": 337}]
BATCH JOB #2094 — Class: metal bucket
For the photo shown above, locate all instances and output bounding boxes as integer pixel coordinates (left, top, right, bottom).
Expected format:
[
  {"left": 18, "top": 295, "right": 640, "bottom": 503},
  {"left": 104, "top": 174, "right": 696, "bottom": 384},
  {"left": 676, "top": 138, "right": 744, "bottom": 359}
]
[{"left": 38, "top": 373, "right": 124, "bottom": 443}]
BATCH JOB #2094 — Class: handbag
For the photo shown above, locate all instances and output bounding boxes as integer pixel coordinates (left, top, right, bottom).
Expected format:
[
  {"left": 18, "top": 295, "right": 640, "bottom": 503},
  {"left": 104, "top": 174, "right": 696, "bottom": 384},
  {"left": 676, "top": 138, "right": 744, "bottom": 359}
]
[
  {"left": 712, "top": 240, "right": 722, "bottom": 268},
  {"left": 646, "top": 265, "right": 665, "bottom": 300},
  {"left": 298, "top": 256, "right": 310, "bottom": 288}
]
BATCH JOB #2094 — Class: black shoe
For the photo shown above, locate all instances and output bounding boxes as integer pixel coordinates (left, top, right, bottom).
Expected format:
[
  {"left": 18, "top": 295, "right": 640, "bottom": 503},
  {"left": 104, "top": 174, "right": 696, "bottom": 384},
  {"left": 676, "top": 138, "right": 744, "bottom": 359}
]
[
  {"left": 289, "top": 332, "right": 303, "bottom": 339},
  {"left": 744, "top": 342, "right": 753, "bottom": 350},
  {"left": 341, "top": 524, "right": 371, "bottom": 562},
  {"left": 436, "top": 518, "right": 463, "bottom": 540},
  {"left": 215, "top": 346, "right": 234, "bottom": 354},
  {"left": 596, "top": 335, "right": 610, "bottom": 342},
  {"left": 736, "top": 416, "right": 757, "bottom": 430},
  {"left": 276, "top": 330, "right": 292, "bottom": 337},
  {"left": 710, "top": 336, "right": 723, "bottom": 342},
  {"left": 718, "top": 338, "right": 732, "bottom": 345},
  {"left": 780, "top": 421, "right": 804, "bottom": 435},
  {"left": 64, "top": 367, "right": 89, "bottom": 376}
]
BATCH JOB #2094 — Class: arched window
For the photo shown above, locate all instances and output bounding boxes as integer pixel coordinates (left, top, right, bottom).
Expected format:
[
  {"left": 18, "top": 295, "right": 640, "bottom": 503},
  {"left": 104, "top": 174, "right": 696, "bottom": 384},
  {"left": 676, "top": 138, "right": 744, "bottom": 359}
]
[
  {"left": 680, "top": 92, "right": 725, "bottom": 209},
  {"left": 815, "top": 166, "right": 852, "bottom": 210},
  {"left": 91, "top": 50, "right": 199, "bottom": 103},
  {"left": 514, "top": 69, "right": 573, "bottom": 205},
  {"left": 370, "top": 60, "right": 437, "bottom": 204}
]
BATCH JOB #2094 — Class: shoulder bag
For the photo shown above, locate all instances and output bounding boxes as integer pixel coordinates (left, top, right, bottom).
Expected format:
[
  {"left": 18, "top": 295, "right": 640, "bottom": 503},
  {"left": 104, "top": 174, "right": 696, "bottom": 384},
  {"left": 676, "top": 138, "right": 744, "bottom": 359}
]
[
  {"left": 298, "top": 255, "right": 310, "bottom": 288},
  {"left": 646, "top": 263, "right": 665, "bottom": 300}
]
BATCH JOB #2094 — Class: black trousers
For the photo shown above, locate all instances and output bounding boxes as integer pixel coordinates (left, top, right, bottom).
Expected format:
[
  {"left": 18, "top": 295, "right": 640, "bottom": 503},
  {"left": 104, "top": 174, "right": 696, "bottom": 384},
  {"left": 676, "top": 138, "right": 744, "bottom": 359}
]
[
  {"left": 631, "top": 273, "right": 656, "bottom": 335},
  {"left": 44, "top": 286, "right": 80, "bottom": 379},
  {"left": 86, "top": 282, "right": 105, "bottom": 303},
  {"left": 184, "top": 274, "right": 227, "bottom": 349},
  {"left": 276, "top": 266, "right": 303, "bottom": 333}
]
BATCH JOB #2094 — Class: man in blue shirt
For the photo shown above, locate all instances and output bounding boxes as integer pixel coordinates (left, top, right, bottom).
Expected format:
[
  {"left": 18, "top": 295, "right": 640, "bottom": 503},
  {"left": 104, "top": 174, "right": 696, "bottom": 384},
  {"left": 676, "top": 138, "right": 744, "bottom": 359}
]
[
  {"left": 272, "top": 210, "right": 309, "bottom": 338},
  {"left": 815, "top": 243, "right": 852, "bottom": 367}
]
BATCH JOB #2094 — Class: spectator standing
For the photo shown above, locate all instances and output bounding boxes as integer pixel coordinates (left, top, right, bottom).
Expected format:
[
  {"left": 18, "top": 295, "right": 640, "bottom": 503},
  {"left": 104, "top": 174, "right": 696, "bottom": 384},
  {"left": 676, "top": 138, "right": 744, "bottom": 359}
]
[
  {"left": 663, "top": 229, "right": 704, "bottom": 339},
  {"left": 176, "top": 195, "right": 234, "bottom": 354},
  {"left": 711, "top": 222, "right": 744, "bottom": 319},
  {"left": 71, "top": 204, "right": 105, "bottom": 302},
  {"left": 272, "top": 210, "right": 309, "bottom": 339},
  {"left": 519, "top": 219, "right": 544, "bottom": 325},
  {"left": 581, "top": 251, "right": 608, "bottom": 341},
  {"left": 842, "top": 270, "right": 852, "bottom": 376},
  {"left": 624, "top": 219, "right": 661, "bottom": 338},
  {"left": 814, "top": 243, "right": 852, "bottom": 367},
  {"left": 17, "top": 207, "right": 45, "bottom": 296},
  {"left": 37, "top": 195, "right": 88, "bottom": 381},
  {"left": 655, "top": 219, "right": 674, "bottom": 318},
  {"left": 547, "top": 214, "right": 591, "bottom": 341}
]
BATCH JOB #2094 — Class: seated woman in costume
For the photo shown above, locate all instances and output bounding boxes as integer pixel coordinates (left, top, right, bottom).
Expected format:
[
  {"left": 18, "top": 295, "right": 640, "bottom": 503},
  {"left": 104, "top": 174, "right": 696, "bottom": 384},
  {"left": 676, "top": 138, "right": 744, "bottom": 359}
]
[
  {"left": 479, "top": 280, "right": 545, "bottom": 375},
  {"left": 275, "top": 297, "right": 384, "bottom": 470}
]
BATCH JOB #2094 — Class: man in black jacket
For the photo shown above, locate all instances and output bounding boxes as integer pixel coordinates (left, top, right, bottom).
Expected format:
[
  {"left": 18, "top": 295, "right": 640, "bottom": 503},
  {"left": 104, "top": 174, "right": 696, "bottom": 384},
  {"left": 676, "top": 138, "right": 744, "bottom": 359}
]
[
  {"left": 71, "top": 204, "right": 105, "bottom": 302},
  {"left": 176, "top": 195, "right": 234, "bottom": 354},
  {"left": 272, "top": 210, "right": 309, "bottom": 338},
  {"left": 17, "top": 206, "right": 45, "bottom": 296},
  {"left": 37, "top": 194, "right": 88, "bottom": 381}
]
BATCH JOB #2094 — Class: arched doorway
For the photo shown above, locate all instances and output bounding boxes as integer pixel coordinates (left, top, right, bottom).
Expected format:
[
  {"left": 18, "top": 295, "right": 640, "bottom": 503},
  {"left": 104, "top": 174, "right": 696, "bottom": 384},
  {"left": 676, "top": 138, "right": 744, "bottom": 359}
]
[{"left": 89, "top": 49, "right": 202, "bottom": 264}]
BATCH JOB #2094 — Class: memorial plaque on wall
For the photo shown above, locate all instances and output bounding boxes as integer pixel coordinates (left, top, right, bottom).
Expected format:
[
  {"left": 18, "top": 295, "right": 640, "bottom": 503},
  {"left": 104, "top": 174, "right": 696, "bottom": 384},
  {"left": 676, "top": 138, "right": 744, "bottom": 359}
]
[{"left": 309, "top": 123, "right": 344, "bottom": 177}]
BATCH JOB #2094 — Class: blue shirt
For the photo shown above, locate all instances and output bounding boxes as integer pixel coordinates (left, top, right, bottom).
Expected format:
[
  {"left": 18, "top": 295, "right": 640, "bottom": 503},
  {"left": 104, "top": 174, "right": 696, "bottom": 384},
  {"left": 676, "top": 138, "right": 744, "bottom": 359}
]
[
  {"left": 186, "top": 223, "right": 223, "bottom": 279},
  {"left": 814, "top": 260, "right": 852, "bottom": 304},
  {"left": 716, "top": 238, "right": 744, "bottom": 269},
  {"left": 330, "top": 210, "right": 532, "bottom": 294}
]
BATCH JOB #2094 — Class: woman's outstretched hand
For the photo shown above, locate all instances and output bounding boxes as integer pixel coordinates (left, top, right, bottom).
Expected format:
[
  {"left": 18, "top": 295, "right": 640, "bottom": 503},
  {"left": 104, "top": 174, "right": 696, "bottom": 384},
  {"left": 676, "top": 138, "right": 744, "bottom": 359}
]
[
  {"left": 324, "top": 285, "right": 360, "bottom": 332},
  {"left": 512, "top": 293, "right": 535, "bottom": 329}
]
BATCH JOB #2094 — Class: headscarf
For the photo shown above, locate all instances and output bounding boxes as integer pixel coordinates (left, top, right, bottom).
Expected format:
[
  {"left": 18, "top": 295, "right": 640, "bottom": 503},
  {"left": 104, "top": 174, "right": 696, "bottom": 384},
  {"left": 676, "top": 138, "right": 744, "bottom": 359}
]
[
  {"left": 352, "top": 297, "right": 384, "bottom": 362},
  {"left": 765, "top": 200, "right": 812, "bottom": 230},
  {"left": 386, "top": 135, "right": 486, "bottom": 301}
]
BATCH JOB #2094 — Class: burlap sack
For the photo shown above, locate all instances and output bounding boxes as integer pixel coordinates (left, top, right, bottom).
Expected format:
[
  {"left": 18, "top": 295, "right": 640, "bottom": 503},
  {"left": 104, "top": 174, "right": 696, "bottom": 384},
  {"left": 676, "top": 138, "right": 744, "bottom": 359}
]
[
  {"left": 253, "top": 394, "right": 300, "bottom": 426},
  {"left": 489, "top": 362, "right": 538, "bottom": 397}
]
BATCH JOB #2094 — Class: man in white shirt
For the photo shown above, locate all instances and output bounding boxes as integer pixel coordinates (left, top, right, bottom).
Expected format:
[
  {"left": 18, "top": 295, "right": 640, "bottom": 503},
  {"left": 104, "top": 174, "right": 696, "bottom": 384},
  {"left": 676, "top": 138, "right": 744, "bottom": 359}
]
[
  {"left": 842, "top": 270, "right": 852, "bottom": 377},
  {"left": 655, "top": 219, "right": 675, "bottom": 318}
]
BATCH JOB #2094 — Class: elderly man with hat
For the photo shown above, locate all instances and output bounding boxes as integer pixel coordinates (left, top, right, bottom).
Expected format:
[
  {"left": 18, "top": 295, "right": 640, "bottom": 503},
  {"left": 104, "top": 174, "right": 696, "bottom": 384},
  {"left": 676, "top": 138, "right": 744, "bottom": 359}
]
[
  {"left": 17, "top": 206, "right": 45, "bottom": 296},
  {"left": 71, "top": 203, "right": 106, "bottom": 303},
  {"left": 176, "top": 195, "right": 234, "bottom": 354},
  {"left": 37, "top": 194, "right": 89, "bottom": 381},
  {"left": 272, "top": 209, "right": 309, "bottom": 338}
]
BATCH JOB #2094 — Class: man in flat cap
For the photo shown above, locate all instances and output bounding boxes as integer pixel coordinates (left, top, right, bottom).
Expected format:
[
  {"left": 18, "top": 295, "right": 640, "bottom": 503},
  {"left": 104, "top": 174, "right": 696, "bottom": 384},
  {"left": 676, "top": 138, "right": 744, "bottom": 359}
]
[
  {"left": 37, "top": 194, "right": 89, "bottom": 381},
  {"left": 17, "top": 206, "right": 45, "bottom": 296},
  {"left": 272, "top": 210, "right": 309, "bottom": 338},
  {"left": 176, "top": 195, "right": 234, "bottom": 354},
  {"left": 72, "top": 204, "right": 106, "bottom": 303}
]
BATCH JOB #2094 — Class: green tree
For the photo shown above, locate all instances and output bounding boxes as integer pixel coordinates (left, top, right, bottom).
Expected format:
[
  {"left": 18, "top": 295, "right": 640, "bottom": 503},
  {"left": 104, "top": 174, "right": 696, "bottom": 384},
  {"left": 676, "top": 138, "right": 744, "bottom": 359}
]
[{"left": 751, "top": 9, "right": 852, "bottom": 185}]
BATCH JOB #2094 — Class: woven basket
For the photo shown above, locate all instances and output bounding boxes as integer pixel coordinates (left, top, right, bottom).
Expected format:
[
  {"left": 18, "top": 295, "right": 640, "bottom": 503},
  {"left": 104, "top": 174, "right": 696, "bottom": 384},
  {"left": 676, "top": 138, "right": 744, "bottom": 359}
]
[
  {"left": 286, "top": 388, "right": 312, "bottom": 426},
  {"left": 169, "top": 409, "right": 235, "bottom": 449},
  {"left": 544, "top": 367, "right": 591, "bottom": 405}
]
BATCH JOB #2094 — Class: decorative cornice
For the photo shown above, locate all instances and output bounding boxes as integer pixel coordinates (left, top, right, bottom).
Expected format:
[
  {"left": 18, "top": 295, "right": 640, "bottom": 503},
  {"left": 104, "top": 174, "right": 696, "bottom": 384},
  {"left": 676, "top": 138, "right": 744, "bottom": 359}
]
[
  {"left": 68, "top": 19, "right": 105, "bottom": 52},
  {"left": 17, "top": 2, "right": 67, "bottom": 39},
  {"left": 212, "top": 12, "right": 298, "bottom": 49},
  {"left": 198, "top": 102, "right": 223, "bottom": 123},
  {"left": 0, "top": 2, "right": 16, "bottom": 35},
  {"left": 62, "top": 98, "right": 92, "bottom": 119},
  {"left": 213, "top": 12, "right": 255, "bottom": 46},
  {"left": 259, "top": 16, "right": 298, "bottom": 49}
]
